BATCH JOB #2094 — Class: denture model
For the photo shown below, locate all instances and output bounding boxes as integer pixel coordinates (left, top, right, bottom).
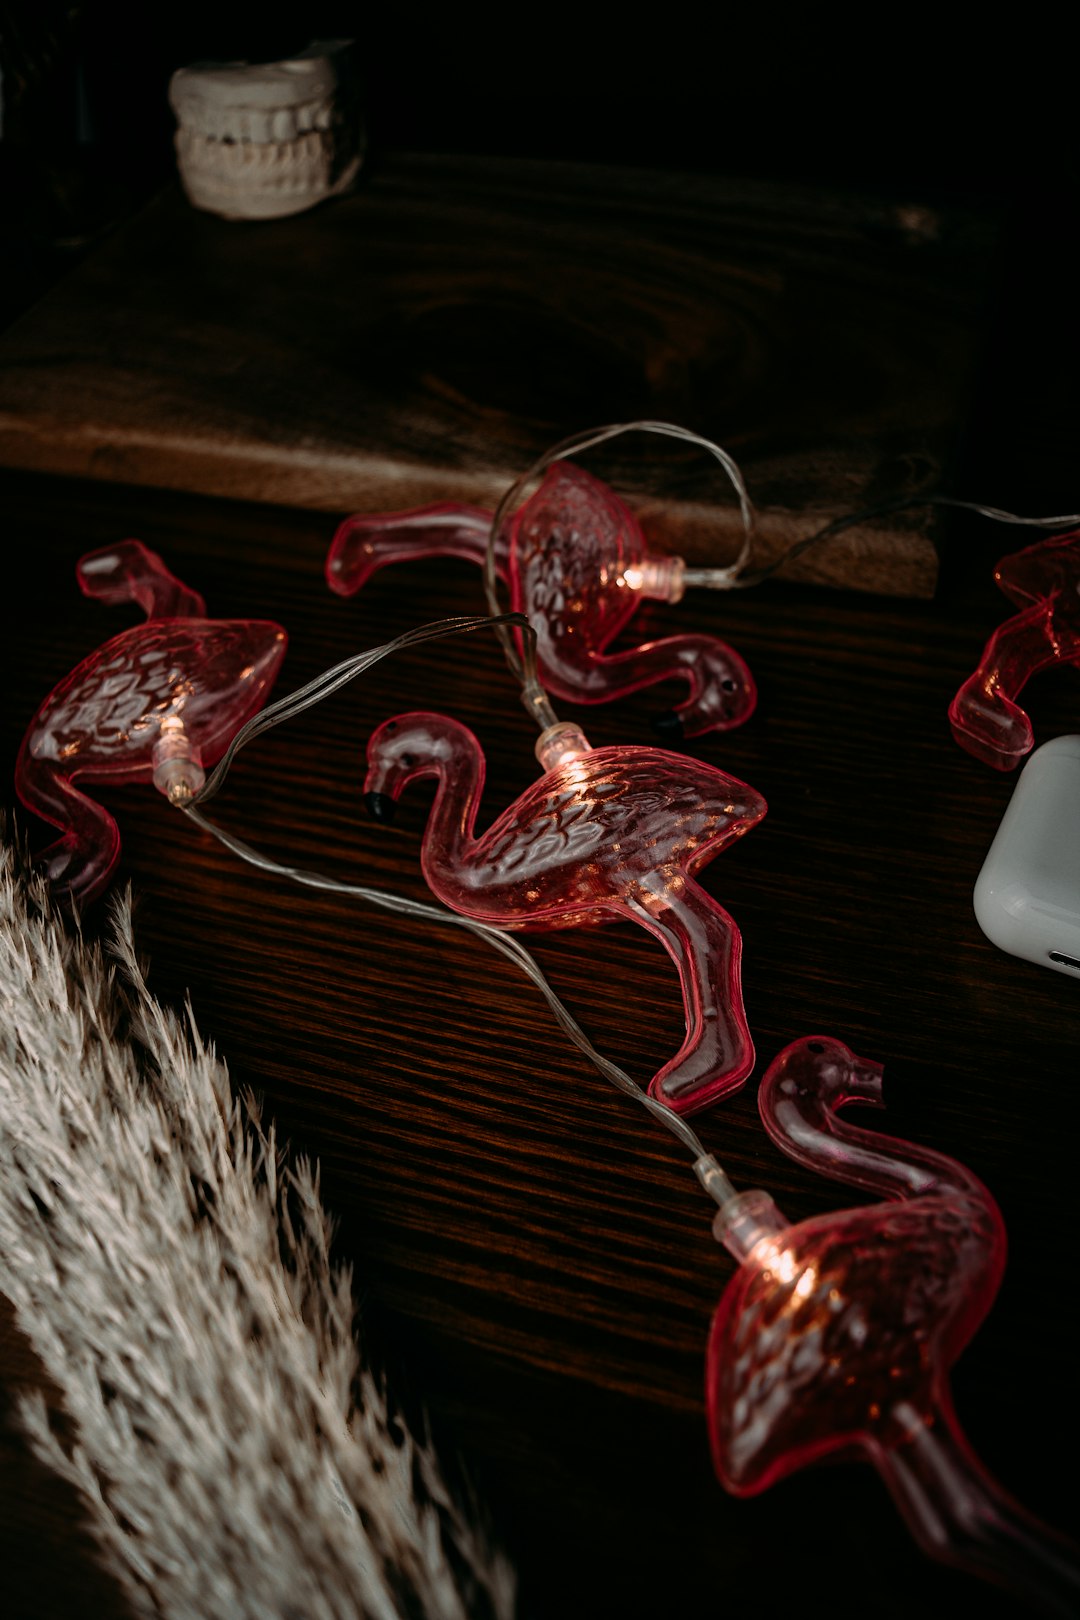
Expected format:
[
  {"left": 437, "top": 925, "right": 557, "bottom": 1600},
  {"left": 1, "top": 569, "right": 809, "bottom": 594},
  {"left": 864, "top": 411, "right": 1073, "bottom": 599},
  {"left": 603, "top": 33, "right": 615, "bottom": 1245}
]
[
  {"left": 949, "top": 530, "right": 1080, "bottom": 769},
  {"left": 329, "top": 462, "right": 756, "bottom": 740},
  {"left": 16, "top": 542, "right": 287, "bottom": 902},
  {"left": 708, "top": 1035, "right": 1080, "bottom": 1611},
  {"left": 363, "top": 711, "right": 766, "bottom": 1113},
  {"left": 169, "top": 39, "right": 364, "bottom": 221}
]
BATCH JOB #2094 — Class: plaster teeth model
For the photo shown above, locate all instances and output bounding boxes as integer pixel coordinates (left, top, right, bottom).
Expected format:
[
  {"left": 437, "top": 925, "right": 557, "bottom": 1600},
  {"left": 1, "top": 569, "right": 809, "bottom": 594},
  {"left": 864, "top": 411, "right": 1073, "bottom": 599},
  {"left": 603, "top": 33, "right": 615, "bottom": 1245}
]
[{"left": 169, "top": 40, "right": 364, "bottom": 221}]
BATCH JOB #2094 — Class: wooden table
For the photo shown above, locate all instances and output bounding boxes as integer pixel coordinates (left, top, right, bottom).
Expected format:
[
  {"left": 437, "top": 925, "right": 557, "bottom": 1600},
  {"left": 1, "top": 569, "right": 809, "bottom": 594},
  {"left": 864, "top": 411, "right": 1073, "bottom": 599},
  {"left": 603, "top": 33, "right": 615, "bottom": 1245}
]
[
  {"left": 2, "top": 158, "right": 1079, "bottom": 1620},
  {"left": 3, "top": 464, "right": 1078, "bottom": 1619},
  {"left": 0, "top": 156, "right": 1007, "bottom": 597}
]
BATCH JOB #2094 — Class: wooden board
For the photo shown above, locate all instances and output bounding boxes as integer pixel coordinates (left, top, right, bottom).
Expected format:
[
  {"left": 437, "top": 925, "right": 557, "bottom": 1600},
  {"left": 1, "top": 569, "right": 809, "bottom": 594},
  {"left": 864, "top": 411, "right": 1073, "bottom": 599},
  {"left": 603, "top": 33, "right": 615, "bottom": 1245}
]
[
  {"left": 0, "top": 156, "right": 995, "bottom": 594},
  {"left": 3, "top": 467, "right": 1078, "bottom": 1620}
]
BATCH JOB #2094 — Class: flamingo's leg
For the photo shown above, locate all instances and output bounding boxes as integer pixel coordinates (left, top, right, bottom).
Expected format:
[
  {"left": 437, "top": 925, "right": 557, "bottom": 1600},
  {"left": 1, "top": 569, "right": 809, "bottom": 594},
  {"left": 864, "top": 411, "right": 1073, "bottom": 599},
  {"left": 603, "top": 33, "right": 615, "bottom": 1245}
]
[
  {"left": 949, "top": 597, "right": 1064, "bottom": 769},
  {"left": 626, "top": 875, "right": 754, "bottom": 1114},
  {"left": 542, "top": 633, "right": 756, "bottom": 739},
  {"left": 325, "top": 504, "right": 505, "bottom": 596},
  {"left": 876, "top": 1398, "right": 1080, "bottom": 1613},
  {"left": 77, "top": 541, "right": 206, "bottom": 620},
  {"left": 15, "top": 752, "right": 124, "bottom": 903}
]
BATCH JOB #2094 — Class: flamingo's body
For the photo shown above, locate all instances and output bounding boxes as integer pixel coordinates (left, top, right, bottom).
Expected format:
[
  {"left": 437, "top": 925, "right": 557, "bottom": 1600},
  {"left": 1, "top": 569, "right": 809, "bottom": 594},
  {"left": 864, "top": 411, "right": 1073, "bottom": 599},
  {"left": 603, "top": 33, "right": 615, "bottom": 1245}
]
[
  {"left": 708, "top": 1036, "right": 1079, "bottom": 1611},
  {"left": 329, "top": 463, "right": 756, "bottom": 739},
  {"left": 711, "top": 1192, "right": 1002, "bottom": 1494},
  {"left": 16, "top": 541, "right": 286, "bottom": 901},
  {"left": 364, "top": 711, "right": 766, "bottom": 1113},
  {"left": 949, "top": 530, "right": 1080, "bottom": 768}
]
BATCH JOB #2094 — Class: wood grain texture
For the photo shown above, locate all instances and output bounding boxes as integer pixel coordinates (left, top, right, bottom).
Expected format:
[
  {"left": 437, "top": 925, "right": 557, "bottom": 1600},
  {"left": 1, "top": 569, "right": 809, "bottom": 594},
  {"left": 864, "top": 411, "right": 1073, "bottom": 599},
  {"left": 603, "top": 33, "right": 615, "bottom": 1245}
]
[
  {"left": 1, "top": 467, "right": 1076, "bottom": 1619},
  {"left": 0, "top": 156, "right": 997, "bottom": 596}
]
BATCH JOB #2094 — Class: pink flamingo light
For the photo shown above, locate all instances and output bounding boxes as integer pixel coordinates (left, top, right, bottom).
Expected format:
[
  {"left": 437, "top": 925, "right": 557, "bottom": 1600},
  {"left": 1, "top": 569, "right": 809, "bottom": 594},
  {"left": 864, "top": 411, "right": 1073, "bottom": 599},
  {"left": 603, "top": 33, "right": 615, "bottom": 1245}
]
[
  {"left": 329, "top": 461, "right": 756, "bottom": 740},
  {"left": 707, "top": 1035, "right": 1079, "bottom": 1611},
  {"left": 16, "top": 541, "right": 287, "bottom": 902},
  {"left": 949, "top": 529, "right": 1080, "bottom": 769},
  {"left": 363, "top": 711, "right": 766, "bottom": 1114}
]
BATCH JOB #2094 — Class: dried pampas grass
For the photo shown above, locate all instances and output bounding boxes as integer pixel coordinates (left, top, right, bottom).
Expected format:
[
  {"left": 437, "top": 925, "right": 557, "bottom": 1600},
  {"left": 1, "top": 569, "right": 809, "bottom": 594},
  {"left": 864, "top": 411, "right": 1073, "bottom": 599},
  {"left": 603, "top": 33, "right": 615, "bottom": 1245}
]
[{"left": 0, "top": 832, "right": 515, "bottom": 1620}]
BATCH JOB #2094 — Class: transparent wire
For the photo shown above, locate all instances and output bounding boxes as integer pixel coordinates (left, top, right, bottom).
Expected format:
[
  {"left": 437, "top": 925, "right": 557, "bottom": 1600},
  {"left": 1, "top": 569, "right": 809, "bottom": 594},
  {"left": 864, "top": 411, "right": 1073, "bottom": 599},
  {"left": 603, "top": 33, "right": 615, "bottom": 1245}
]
[
  {"left": 181, "top": 610, "right": 733, "bottom": 1193},
  {"left": 483, "top": 421, "right": 757, "bottom": 720},
  {"left": 685, "top": 493, "right": 1080, "bottom": 592},
  {"left": 935, "top": 496, "right": 1080, "bottom": 528},
  {"left": 480, "top": 423, "right": 1080, "bottom": 635},
  {"left": 195, "top": 613, "right": 530, "bottom": 809},
  {"left": 184, "top": 802, "right": 715, "bottom": 1162}
]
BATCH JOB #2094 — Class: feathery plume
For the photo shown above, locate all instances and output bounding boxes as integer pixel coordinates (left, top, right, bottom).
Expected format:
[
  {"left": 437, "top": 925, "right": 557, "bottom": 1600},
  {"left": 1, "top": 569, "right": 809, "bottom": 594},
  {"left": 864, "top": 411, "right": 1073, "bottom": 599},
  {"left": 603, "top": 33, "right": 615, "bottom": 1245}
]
[{"left": 0, "top": 831, "right": 515, "bottom": 1620}]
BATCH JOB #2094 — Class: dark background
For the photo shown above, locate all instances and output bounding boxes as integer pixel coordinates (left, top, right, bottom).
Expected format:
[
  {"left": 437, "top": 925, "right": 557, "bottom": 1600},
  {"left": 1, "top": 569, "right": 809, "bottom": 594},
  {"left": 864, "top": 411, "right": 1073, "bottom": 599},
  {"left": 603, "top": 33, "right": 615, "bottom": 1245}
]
[
  {"left": 3, "top": 3, "right": 1077, "bottom": 507},
  {"left": 3, "top": 9, "right": 1080, "bottom": 1618},
  {"left": 4, "top": 2, "right": 1076, "bottom": 196}
]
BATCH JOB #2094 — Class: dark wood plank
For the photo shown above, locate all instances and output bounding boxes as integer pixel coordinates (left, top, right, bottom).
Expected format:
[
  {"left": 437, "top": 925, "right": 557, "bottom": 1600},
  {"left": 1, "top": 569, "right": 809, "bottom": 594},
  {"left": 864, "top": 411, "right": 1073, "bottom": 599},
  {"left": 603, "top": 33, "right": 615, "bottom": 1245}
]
[
  {"left": 0, "top": 157, "right": 997, "bottom": 596},
  {"left": 1, "top": 465, "right": 1076, "bottom": 1619}
]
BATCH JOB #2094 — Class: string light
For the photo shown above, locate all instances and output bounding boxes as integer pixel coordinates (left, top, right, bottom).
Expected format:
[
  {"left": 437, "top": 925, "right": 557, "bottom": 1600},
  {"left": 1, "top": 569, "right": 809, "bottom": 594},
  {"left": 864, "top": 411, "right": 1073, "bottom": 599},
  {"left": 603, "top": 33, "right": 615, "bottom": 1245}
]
[
  {"left": 329, "top": 417, "right": 1080, "bottom": 744},
  {"left": 330, "top": 421, "right": 758, "bottom": 740},
  {"left": 16, "top": 430, "right": 1080, "bottom": 1606}
]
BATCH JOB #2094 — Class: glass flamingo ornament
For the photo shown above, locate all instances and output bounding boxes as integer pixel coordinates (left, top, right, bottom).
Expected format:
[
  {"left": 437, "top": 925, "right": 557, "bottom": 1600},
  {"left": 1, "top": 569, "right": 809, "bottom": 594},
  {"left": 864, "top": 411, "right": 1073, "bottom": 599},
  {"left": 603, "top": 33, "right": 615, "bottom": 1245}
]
[
  {"left": 949, "top": 529, "right": 1080, "bottom": 769},
  {"left": 328, "top": 460, "right": 756, "bottom": 740},
  {"left": 16, "top": 541, "right": 287, "bottom": 902},
  {"left": 707, "top": 1035, "right": 1080, "bottom": 1613},
  {"left": 363, "top": 711, "right": 766, "bottom": 1114}
]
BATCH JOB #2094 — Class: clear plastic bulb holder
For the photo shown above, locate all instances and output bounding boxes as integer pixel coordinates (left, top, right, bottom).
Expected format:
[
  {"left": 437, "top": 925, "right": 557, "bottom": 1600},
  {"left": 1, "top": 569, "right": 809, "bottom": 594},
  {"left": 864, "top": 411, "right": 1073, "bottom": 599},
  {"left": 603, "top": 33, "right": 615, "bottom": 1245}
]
[
  {"left": 707, "top": 1035, "right": 1080, "bottom": 1611},
  {"left": 16, "top": 541, "right": 287, "bottom": 901},
  {"left": 328, "top": 462, "right": 756, "bottom": 739},
  {"left": 364, "top": 710, "right": 766, "bottom": 1113},
  {"left": 949, "top": 529, "right": 1080, "bottom": 769}
]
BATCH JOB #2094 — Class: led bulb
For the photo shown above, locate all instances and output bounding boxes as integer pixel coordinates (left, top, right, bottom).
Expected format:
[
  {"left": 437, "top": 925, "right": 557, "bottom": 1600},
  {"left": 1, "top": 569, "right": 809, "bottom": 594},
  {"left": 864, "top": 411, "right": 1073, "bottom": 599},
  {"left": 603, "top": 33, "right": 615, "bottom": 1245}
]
[
  {"left": 711, "top": 1188, "right": 787, "bottom": 1263},
  {"left": 152, "top": 725, "right": 206, "bottom": 806},
  {"left": 534, "top": 722, "right": 592, "bottom": 772},
  {"left": 624, "top": 555, "right": 686, "bottom": 603}
]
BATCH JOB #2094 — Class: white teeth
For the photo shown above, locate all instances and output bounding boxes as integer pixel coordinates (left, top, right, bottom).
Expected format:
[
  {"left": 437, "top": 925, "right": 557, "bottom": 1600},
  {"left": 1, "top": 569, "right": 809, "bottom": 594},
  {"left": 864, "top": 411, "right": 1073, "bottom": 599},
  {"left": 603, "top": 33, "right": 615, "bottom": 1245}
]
[
  {"left": 169, "top": 43, "right": 364, "bottom": 220},
  {"left": 174, "top": 98, "right": 326, "bottom": 144},
  {"left": 172, "top": 124, "right": 364, "bottom": 218},
  {"left": 180, "top": 129, "right": 335, "bottom": 173}
]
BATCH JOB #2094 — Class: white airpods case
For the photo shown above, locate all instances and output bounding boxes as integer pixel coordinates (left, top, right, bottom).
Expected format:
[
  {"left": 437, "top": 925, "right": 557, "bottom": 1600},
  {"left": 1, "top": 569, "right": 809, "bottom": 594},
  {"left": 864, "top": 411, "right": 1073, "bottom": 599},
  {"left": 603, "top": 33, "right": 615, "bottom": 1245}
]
[{"left": 974, "top": 734, "right": 1080, "bottom": 977}]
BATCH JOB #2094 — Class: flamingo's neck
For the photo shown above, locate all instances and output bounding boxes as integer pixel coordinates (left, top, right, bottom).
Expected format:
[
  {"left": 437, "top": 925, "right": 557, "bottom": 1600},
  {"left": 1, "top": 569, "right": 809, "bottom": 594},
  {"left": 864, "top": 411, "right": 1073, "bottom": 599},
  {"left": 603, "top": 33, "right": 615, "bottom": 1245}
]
[
  {"left": 766, "top": 1096, "right": 989, "bottom": 1207},
  {"left": 416, "top": 726, "right": 488, "bottom": 894},
  {"left": 76, "top": 542, "right": 206, "bottom": 619}
]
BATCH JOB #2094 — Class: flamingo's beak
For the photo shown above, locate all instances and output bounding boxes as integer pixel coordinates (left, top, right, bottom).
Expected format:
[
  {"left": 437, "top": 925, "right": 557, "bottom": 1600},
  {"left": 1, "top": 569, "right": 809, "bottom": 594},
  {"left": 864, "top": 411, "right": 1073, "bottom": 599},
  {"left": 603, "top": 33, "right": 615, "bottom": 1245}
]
[
  {"left": 364, "top": 791, "right": 396, "bottom": 823},
  {"left": 844, "top": 1053, "right": 886, "bottom": 1109},
  {"left": 651, "top": 709, "right": 685, "bottom": 742}
]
